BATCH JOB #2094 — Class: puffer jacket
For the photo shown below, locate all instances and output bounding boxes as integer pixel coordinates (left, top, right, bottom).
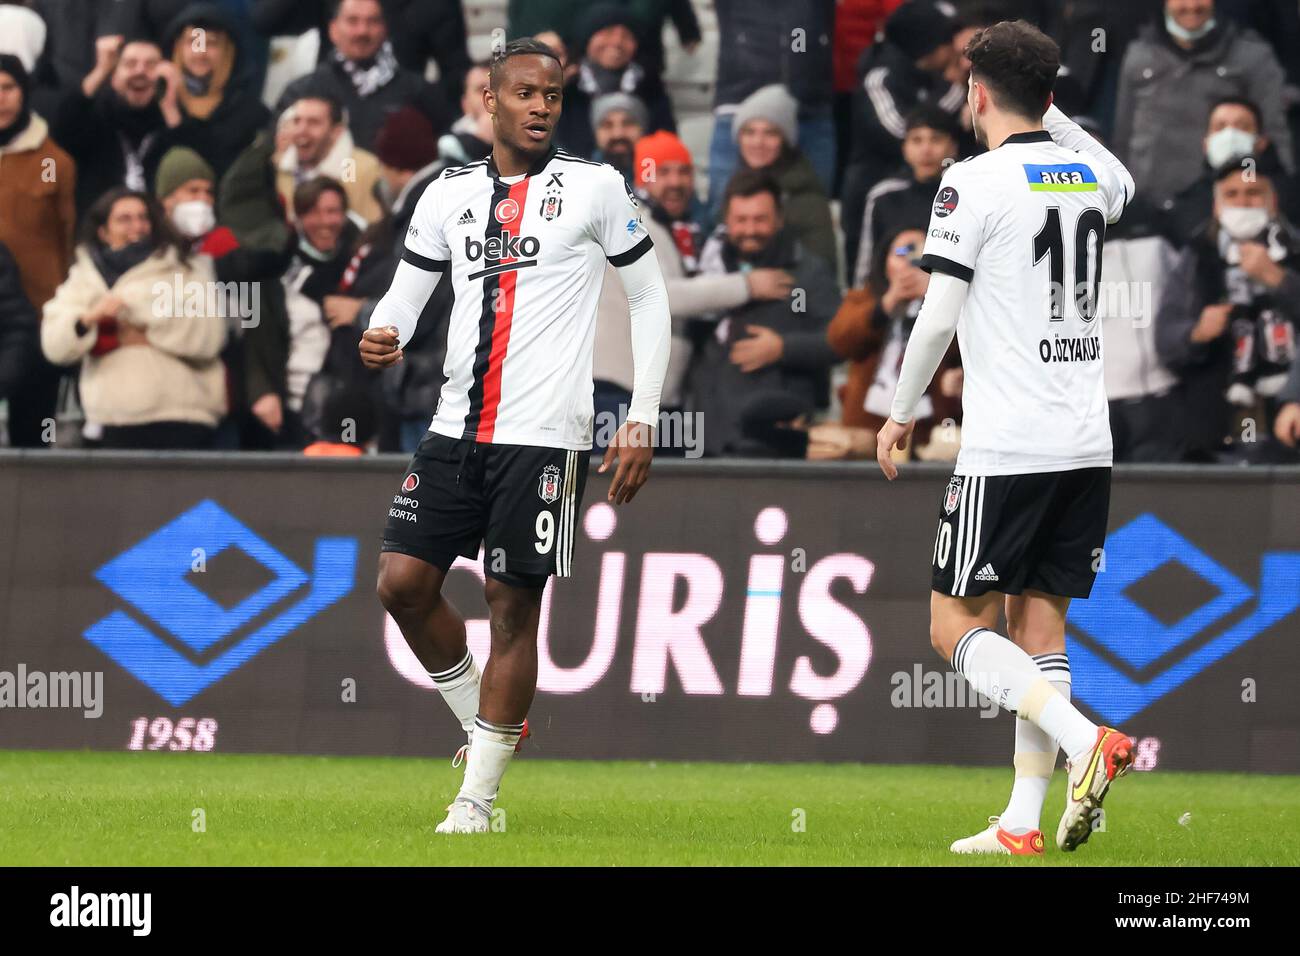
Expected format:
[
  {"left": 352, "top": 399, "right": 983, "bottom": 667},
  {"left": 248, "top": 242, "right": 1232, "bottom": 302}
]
[
  {"left": 1114, "top": 19, "right": 1293, "bottom": 206},
  {"left": 41, "top": 245, "right": 228, "bottom": 426}
]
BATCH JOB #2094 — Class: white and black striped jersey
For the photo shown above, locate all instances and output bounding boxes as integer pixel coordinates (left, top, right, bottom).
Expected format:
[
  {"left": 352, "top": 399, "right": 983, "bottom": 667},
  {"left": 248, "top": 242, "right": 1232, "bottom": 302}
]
[
  {"left": 400, "top": 146, "right": 653, "bottom": 450},
  {"left": 920, "top": 130, "right": 1130, "bottom": 475}
]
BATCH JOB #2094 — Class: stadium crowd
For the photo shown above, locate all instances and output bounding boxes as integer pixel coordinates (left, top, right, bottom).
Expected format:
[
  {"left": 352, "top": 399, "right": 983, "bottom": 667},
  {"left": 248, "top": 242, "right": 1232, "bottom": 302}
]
[{"left": 0, "top": 0, "right": 1298, "bottom": 463}]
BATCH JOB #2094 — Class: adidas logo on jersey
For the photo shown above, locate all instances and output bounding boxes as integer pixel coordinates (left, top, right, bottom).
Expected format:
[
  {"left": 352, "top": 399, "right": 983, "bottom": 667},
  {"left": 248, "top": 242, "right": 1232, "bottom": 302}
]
[
  {"left": 974, "top": 563, "right": 999, "bottom": 582},
  {"left": 458, "top": 208, "right": 477, "bottom": 225}
]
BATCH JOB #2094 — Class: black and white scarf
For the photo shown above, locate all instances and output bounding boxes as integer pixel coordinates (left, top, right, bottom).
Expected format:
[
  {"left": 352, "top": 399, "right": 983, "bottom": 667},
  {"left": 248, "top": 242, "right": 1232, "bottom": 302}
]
[{"left": 334, "top": 41, "right": 399, "bottom": 98}]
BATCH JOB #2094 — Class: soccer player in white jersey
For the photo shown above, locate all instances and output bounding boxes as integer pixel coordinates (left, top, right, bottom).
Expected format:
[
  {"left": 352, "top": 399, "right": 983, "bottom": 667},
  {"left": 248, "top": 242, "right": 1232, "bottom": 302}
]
[
  {"left": 877, "top": 21, "right": 1138, "bottom": 855},
  {"left": 358, "top": 39, "right": 671, "bottom": 834}
]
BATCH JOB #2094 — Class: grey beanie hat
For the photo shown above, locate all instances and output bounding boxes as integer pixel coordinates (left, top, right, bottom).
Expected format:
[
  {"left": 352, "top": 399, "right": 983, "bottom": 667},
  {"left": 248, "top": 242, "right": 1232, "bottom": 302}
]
[
  {"left": 731, "top": 84, "right": 798, "bottom": 146},
  {"left": 590, "top": 92, "right": 650, "bottom": 132}
]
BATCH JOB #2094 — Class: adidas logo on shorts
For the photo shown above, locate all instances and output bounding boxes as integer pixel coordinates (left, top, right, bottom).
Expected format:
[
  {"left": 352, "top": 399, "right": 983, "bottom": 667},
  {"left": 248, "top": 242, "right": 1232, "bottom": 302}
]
[
  {"left": 458, "top": 208, "right": 477, "bottom": 225},
  {"left": 974, "top": 563, "right": 999, "bottom": 582}
]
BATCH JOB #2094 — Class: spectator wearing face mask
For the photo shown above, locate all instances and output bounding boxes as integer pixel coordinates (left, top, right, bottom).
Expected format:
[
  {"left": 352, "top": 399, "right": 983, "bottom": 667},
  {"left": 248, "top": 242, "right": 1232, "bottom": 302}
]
[
  {"left": 1115, "top": 0, "right": 1293, "bottom": 211},
  {"left": 159, "top": 3, "right": 269, "bottom": 180},
  {"left": 590, "top": 92, "right": 646, "bottom": 183},
  {"left": 155, "top": 146, "right": 220, "bottom": 249},
  {"left": 50, "top": 36, "right": 181, "bottom": 215},
  {"left": 852, "top": 104, "right": 959, "bottom": 289},
  {"left": 0, "top": 53, "right": 76, "bottom": 448},
  {"left": 1156, "top": 158, "right": 1300, "bottom": 461},
  {"left": 730, "top": 84, "right": 837, "bottom": 274},
  {"left": 553, "top": 4, "right": 675, "bottom": 158},
  {"left": 40, "top": 187, "right": 227, "bottom": 449},
  {"left": 275, "top": 92, "right": 382, "bottom": 226},
  {"left": 1165, "top": 96, "right": 1298, "bottom": 238},
  {"left": 272, "top": 0, "right": 453, "bottom": 152}
]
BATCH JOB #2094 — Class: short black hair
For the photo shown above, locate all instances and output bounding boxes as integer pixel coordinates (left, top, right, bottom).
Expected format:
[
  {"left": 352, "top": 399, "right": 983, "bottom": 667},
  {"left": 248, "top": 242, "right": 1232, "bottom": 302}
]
[
  {"left": 489, "top": 38, "right": 563, "bottom": 91},
  {"left": 292, "top": 88, "right": 345, "bottom": 126},
  {"left": 329, "top": 0, "right": 383, "bottom": 21},
  {"left": 1208, "top": 95, "right": 1264, "bottom": 133},
  {"left": 965, "top": 20, "right": 1059, "bottom": 121},
  {"left": 905, "top": 104, "right": 960, "bottom": 141},
  {"left": 722, "top": 169, "right": 783, "bottom": 214}
]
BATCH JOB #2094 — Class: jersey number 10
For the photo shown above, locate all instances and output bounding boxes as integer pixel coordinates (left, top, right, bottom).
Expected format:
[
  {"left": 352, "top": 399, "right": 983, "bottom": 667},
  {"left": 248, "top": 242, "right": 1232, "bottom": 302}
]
[{"left": 1032, "top": 207, "right": 1107, "bottom": 322}]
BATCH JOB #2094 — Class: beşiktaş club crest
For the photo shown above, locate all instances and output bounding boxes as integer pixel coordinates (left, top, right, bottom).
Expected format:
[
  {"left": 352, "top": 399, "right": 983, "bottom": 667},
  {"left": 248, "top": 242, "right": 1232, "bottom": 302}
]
[
  {"left": 944, "top": 476, "right": 963, "bottom": 515},
  {"left": 537, "top": 464, "right": 562, "bottom": 503},
  {"left": 540, "top": 191, "right": 563, "bottom": 221}
]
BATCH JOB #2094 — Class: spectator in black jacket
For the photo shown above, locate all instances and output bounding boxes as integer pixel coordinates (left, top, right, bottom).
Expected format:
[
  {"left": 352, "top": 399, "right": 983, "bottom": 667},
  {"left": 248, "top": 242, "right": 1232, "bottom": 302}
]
[
  {"left": 28, "top": 0, "right": 138, "bottom": 116},
  {"left": 851, "top": 104, "right": 959, "bottom": 288},
  {"left": 841, "top": 0, "right": 967, "bottom": 276},
  {"left": 252, "top": 0, "right": 469, "bottom": 108},
  {"left": 1156, "top": 160, "right": 1300, "bottom": 461},
  {"left": 0, "top": 242, "right": 38, "bottom": 420},
  {"left": 553, "top": 4, "right": 675, "bottom": 158},
  {"left": 51, "top": 36, "right": 181, "bottom": 215},
  {"left": 159, "top": 2, "right": 270, "bottom": 179},
  {"left": 274, "top": 0, "right": 453, "bottom": 152}
]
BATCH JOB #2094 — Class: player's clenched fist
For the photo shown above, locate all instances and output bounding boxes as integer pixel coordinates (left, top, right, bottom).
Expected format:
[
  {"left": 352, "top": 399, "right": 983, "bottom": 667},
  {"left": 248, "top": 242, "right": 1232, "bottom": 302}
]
[{"left": 359, "top": 326, "right": 403, "bottom": 369}]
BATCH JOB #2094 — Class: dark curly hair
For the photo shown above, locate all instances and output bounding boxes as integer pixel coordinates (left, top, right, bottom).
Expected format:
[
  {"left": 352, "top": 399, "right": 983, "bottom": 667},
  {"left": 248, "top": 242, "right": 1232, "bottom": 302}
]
[{"left": 965, "top": 20, "right": 1060, "bottom": 121}]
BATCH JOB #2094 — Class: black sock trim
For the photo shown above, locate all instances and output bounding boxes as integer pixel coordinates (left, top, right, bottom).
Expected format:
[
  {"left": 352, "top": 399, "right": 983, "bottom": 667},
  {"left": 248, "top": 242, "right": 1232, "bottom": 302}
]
[{"left": 429, "top": 650, "right": 473, "bottom": 683}]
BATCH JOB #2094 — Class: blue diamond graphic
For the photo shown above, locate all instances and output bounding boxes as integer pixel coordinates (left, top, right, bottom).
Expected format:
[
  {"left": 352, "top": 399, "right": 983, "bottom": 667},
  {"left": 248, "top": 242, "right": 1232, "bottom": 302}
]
[{"left": 94, "top": 499, "right": 308, "bottom": 655}]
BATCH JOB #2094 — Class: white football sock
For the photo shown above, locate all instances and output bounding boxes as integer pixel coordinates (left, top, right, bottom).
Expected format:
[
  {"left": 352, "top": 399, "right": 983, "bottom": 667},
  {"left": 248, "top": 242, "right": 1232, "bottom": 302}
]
[
  {"left": 456, "top": 716, "right": 524, "bottom": 812},
  {"left": 951, "top": 627, "right": 1096, "bottom": 761},
  {"left": 999, "top": 652, "right": 1071, "bottom": 833},
  {"left": 427, "top": 650, "right": 480, "bottom": 740}
]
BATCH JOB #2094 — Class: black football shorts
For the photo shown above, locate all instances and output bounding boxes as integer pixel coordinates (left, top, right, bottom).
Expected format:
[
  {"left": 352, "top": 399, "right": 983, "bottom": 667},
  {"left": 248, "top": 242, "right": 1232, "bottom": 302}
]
[
  {"left": 931, "top": 467, "right": 1111, "bottom": 599},
  {"left": 382, "top": 431, "right": 589, "bottom": 587}
]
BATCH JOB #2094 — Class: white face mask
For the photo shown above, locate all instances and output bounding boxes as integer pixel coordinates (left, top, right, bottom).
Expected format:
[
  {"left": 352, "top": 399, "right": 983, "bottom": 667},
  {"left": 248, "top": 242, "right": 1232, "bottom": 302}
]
[
  {"left": 1206, "top": 127, "right": 1258, "bottom": 169},
  {"left": 1166, "top": 13, "right": 1216, "bottom": 42},
  {"left": 171, "top": 200, "right": 215, "bottom": 238},
  {"left": 1218, "top": 205, "right": 1270, "bottom": 241}
]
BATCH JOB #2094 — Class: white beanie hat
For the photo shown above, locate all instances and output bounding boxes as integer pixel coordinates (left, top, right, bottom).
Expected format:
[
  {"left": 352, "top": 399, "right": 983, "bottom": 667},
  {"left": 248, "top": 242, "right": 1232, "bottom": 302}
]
[
  {"left": 0, "top": 7, "right": 46, "bottom": 73},
  {"left": 731, "top": 84, "right": 798, "bottom": 146}
]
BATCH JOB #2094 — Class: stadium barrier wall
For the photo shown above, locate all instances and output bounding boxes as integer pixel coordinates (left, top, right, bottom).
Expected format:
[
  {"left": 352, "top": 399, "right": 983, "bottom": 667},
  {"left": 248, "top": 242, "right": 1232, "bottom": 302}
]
[{"left": 0, "top": 452, "right": 1297, "bottom": 772}]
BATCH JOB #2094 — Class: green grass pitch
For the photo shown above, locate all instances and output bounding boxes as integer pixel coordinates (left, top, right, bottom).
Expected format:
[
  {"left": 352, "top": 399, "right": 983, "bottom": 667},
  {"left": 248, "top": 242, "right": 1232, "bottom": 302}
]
[{"left": 2, "top": 750, "right": 1297, "bottom": 866}]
